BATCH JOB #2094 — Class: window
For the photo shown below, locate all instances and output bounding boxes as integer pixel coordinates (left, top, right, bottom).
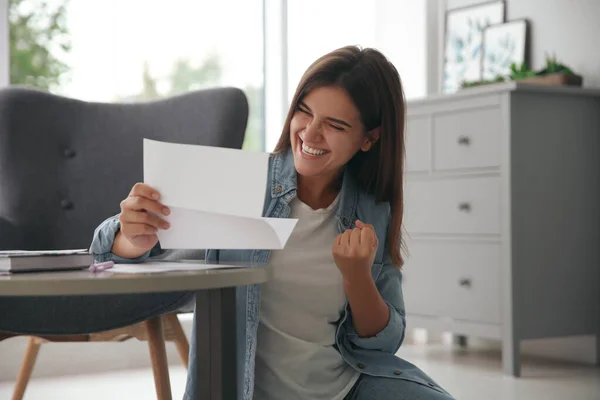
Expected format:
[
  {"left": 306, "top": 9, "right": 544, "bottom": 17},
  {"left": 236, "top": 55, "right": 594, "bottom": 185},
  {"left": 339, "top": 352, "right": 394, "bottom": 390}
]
[{"left": 8, "top": 0, "right": 265, "bottom": 151}]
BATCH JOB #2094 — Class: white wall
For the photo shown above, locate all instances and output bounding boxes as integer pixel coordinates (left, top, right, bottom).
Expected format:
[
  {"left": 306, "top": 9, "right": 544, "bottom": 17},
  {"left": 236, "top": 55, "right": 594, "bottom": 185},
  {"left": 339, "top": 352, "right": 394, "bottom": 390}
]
[
  {"left": 425, "top": 0, "right": 445, "bottom": 95},
  {"left": 265, "top": 0, "right": 428, "bottom": 152},
  {"left": 444, "top": 0, "right": 600, "bottom": 88},
  {"left": 0, "top": 0, "right": 8, "bottom": 87},
  {"left": 286, "top": 0, "right": 377, "bottom": 102},
  {"left": 374, "top": 0, "right": 427, "bottom": 101},
  {"left": 271, "top": 0, "right": 428, "bottom": 152},
  {"left": 286, "top": 0, "right": 427, "bottom": 101}
]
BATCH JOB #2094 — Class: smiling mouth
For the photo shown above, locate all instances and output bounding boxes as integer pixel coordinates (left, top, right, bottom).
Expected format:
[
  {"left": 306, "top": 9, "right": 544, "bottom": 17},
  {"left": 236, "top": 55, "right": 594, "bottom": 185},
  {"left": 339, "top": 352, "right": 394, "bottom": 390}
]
[{"left": 301, "top": 140, "right": 329, "bottom": 156}]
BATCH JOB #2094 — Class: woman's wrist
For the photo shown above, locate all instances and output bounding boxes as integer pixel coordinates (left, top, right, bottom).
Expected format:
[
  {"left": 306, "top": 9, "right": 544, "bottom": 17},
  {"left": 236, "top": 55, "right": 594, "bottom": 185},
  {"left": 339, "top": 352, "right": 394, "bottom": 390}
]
[
  {"left": 111, "top": 231, "right": 152, "bottom": 259},
  {"left": 341, "top": 267, "right": 373, "bottom": 288}
]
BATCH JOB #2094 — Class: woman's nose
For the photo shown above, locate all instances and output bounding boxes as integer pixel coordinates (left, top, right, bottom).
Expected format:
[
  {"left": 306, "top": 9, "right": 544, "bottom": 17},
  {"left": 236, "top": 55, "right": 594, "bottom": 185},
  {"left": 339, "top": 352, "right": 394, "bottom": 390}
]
[{"left": 303, "top": 119, "right": 322, "bottom": 141}]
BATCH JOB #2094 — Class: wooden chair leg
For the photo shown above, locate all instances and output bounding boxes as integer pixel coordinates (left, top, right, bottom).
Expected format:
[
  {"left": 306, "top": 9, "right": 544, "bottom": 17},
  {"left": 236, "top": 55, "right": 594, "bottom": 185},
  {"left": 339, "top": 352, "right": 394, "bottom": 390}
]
[
  {"left": 164, "top": 314, "right": 189, "bottom": 369},
  {"left": 12, "top": 337, "right": 41, "bottom": 400},
  {"left": 145, "top": 317, "right": 172, "bottom": 400}
]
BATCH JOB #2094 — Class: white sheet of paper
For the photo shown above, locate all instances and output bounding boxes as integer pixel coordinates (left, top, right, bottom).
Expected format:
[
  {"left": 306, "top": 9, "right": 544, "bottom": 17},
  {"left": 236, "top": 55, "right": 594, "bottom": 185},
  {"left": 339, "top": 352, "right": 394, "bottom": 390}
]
[
  {"left": 110, "top": 261, "right": 247, "bottom": 274},
  {"left": 144, "top": 138, "right": 268, "bottom": 218},
  {"left": 158, "top": 206, "right": 297, "bottom": 249},
  {"left": 143, "top": 139, "right": 298, "bottom": 250}
]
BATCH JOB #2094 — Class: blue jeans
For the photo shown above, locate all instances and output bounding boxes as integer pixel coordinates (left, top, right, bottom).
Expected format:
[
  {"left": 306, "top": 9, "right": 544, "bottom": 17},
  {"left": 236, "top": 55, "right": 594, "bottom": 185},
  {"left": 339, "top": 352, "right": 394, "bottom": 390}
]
[
  {"left": 345, "top": 374, "right": 455, "bottom": 400},
  {"left": 185, "top": 370, "right": 455, "bottom": 400}
]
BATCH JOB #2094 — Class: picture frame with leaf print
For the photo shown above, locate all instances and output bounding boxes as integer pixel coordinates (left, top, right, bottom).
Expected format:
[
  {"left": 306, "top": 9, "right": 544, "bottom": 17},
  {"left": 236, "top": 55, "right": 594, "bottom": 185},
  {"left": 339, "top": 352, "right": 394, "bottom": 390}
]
[
  {"left": 481, "top": 19, "right": 529, "bottom": 81},
  {"left": 442, "top": 0, "right": 506, "bottom": 94}
]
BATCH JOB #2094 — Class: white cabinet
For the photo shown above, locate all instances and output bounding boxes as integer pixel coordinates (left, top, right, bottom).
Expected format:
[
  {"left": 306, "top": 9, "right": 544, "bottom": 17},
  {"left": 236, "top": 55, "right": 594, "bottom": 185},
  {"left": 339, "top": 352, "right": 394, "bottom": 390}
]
[{"left": 402, "top": 82, "right": 600, "bottom": 376}]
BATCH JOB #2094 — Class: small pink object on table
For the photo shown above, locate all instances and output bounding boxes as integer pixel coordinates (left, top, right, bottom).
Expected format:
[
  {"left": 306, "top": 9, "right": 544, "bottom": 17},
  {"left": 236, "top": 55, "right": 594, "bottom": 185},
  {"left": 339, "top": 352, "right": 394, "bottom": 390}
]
[{"left": 89, "top": 261, "right": 115, "bottom": 273}]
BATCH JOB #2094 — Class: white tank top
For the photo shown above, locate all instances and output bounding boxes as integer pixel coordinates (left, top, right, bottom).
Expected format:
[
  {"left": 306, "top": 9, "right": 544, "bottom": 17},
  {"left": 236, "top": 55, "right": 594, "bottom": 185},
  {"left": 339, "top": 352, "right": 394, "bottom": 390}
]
[{"left": 254, "top": 194, "right": 360, "bottom": 400}]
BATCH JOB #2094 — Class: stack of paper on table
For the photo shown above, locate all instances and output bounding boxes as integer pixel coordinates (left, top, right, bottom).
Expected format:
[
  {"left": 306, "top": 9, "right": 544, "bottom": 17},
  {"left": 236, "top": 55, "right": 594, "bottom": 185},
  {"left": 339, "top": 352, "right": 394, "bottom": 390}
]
[
  {"left": 110, "top": 261, "right": 246, "bottom": 274},
  {"left": 143, "top": 139, "right": 298, "bottom": 250}
]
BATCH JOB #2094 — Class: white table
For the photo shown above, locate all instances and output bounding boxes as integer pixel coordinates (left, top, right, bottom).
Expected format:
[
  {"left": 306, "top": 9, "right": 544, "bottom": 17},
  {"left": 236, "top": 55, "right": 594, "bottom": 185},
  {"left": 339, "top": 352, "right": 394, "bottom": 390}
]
[{"left": 0, "top": 262, "right": 268, "bottom": 399}]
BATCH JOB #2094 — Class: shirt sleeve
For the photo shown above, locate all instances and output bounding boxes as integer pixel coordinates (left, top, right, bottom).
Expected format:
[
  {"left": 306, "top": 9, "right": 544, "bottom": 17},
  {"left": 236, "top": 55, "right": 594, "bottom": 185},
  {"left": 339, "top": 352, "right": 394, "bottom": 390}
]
[
  {"left": 343, "top": 249, "right": 407, "bottom": 354},
  {"left": 89, "top": 214, "right": 159, "bottom": 264}
]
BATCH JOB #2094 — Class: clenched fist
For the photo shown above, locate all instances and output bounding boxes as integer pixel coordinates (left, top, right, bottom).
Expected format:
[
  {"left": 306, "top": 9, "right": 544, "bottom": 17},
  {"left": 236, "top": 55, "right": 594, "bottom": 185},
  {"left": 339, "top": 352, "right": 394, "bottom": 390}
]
[{"left": 332, "top": 220, "right": 378, "bottom": 281}]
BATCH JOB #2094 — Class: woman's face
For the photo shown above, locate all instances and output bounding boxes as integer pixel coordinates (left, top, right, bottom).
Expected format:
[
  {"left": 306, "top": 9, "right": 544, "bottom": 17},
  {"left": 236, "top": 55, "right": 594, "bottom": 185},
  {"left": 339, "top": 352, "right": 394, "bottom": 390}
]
[{"left": 289, "top": 86, "right": 375, "bottom": 181}]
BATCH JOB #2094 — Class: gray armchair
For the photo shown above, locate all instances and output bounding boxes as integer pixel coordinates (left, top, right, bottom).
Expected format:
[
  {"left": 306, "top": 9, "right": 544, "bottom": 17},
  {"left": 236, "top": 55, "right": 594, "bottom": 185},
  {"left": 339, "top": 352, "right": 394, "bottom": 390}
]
[{"left": 0, "top": 86, "right": 249, "bottom": 400}]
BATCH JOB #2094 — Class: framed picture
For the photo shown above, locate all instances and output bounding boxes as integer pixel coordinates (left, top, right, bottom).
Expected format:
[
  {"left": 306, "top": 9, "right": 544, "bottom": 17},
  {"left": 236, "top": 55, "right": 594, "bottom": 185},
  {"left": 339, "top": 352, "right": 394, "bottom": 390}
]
[
  {"left": 442, "top": 0, "right": 506, "bottom": 94},
  {"left": 481, "top": 19, "right": 529, "bottom": 81}
]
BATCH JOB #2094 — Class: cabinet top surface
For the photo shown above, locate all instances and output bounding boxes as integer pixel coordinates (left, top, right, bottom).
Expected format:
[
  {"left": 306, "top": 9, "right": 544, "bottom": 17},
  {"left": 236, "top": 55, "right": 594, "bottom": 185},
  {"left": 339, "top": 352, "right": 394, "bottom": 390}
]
[{"left": 408, "top": 82, "right": 600, "bottom": 107}]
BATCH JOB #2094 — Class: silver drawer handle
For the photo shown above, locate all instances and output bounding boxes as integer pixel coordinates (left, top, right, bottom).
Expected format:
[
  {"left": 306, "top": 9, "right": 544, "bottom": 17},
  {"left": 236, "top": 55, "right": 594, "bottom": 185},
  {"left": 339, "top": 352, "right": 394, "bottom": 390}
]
[
  {"left": 458, "top": 202, "right": 471, "bottom": 212},
  {"left": 459, "top": 278, "right": 472, "bottom": 288},
  {"left": 457, "top": 136, "right": 471, "bottom": 145}
]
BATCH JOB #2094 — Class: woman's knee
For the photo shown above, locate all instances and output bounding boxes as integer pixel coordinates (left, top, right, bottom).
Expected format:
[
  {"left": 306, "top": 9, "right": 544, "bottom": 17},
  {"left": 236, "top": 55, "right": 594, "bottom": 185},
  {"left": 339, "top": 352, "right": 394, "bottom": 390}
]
[{"left": 349, "top": 374, "right": 455, "bottom": 400}]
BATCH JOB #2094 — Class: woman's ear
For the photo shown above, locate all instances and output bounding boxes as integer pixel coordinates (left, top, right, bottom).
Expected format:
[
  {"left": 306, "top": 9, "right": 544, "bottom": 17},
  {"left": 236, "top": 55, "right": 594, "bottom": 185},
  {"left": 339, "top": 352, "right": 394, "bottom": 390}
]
[{"left": 361, "top": 127, "right": 381, "bottom": 152}]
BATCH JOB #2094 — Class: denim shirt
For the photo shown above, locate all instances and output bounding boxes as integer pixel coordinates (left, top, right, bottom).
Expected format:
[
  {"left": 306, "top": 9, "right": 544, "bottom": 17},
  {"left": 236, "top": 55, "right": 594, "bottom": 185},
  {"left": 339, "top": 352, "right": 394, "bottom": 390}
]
[{"left": 90, "top": 148, "right": 448, "bottom": 399}]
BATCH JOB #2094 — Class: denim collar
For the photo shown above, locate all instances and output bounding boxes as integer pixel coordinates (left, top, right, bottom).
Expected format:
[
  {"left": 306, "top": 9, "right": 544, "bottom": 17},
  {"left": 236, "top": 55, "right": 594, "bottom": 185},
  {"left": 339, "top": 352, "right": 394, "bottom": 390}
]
[{"left": 270, "top": 148, "right": 358, "bottom": 230}]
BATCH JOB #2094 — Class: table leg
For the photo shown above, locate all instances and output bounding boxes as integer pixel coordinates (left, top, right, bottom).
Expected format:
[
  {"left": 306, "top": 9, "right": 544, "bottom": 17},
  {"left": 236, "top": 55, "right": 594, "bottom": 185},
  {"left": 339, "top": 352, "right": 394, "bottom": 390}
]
[{"left": 195, "top": 288, "right": 237, "bottom": 400}]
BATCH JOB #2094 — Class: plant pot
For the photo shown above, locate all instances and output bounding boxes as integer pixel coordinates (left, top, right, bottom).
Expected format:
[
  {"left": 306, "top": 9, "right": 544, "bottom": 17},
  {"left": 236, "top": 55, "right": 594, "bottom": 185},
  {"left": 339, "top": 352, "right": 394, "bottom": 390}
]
[{"left": 518, "top": 73, "right": 583, "bottom": 87}]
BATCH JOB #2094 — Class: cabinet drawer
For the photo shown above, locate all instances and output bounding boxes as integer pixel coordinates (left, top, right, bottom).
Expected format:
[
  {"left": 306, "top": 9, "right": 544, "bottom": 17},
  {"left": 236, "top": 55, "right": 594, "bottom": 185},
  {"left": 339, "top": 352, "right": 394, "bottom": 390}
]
[
  {"left": 406, "top": 116, "right": 430, "bottom": 172},
  {"left": 404, "top": 177, "right": 500, "bottom": 235},
  {"left": 433, "top": 107, "right": 502, "bottom": 171},
  {"left": 402, "top": 240, "right": 501, "bottom": 324}
]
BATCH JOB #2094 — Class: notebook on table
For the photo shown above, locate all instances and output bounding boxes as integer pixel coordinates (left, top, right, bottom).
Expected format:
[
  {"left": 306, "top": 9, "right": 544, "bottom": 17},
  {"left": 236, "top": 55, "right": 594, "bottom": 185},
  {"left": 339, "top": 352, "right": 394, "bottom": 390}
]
[{"left": 0, "top": 249, "right": 93, "bottom": 273}]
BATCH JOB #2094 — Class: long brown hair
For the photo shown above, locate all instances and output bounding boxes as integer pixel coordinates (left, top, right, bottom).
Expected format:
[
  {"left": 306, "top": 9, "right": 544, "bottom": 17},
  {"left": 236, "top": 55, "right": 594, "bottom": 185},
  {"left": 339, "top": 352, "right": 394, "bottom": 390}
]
[{"left": 273, "top": 45, "right": 406, "bottom": 267}]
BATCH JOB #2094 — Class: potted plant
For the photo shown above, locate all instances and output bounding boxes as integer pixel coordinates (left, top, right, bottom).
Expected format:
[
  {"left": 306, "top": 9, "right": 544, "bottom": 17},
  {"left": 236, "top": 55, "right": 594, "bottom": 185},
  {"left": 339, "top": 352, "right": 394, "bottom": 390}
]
[
  {"left": 460, "top": 53, "right": 583, "bottom": 90},
  {"left": 519, "top": 53, "right": 583, "bottom": 86},
  {"left": 461, "top": 75, "right": 505, "bottom": 88},
  {"left": 459, "top": 62, "right": 535, "bottom": 88},
  {"left": 509, "top": 62, "right": 536, "bottom": 80}
]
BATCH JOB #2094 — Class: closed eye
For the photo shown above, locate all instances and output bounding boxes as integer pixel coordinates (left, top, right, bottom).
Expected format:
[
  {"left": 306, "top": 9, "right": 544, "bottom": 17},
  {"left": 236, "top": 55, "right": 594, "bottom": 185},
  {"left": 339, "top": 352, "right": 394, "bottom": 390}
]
[
  {"left": 297, "top": 105, "right": 312, "bottom": 115},
  {"left": 297, "top": 101, "right": 352, "bottom": 130}
]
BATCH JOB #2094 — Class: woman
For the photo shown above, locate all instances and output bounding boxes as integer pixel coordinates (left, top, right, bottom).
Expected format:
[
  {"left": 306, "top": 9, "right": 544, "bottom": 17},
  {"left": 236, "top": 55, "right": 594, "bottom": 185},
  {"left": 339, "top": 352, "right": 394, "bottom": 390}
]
[{"left": 91, "top": 46, "right": 454, "bottom": 400}]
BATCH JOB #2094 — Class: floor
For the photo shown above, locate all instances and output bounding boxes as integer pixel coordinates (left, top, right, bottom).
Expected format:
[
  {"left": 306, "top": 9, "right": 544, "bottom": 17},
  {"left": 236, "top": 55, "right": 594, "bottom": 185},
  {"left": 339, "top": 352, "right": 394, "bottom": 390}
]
[{"left": 0, "top": 343, "right": 598, "bottom": 400}]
